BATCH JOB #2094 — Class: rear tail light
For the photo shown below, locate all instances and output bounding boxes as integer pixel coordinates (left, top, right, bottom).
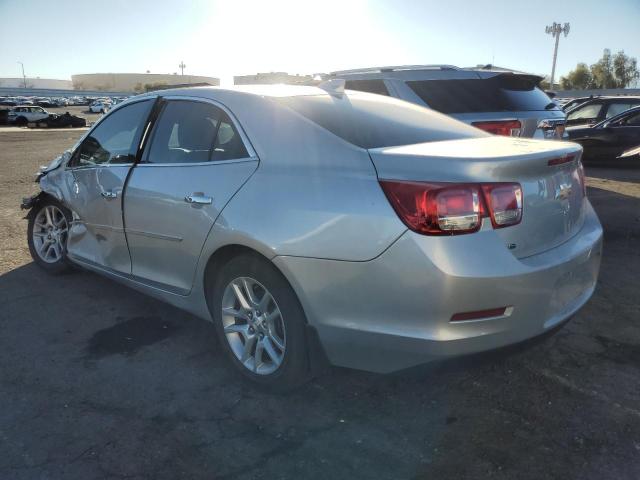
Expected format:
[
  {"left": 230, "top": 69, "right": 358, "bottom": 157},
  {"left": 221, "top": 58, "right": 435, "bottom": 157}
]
[
  {"left": 577, "top": 160, "right": 587, "bottom": 197},
  {"left": 481, "top": 183, "right": 523, "bottom": 227},
  {"left": 380, "top": 180, "right": 522, "bottom": 236},
  {"left": 472, "top": 120, "right": 521, "bottom": 137}
]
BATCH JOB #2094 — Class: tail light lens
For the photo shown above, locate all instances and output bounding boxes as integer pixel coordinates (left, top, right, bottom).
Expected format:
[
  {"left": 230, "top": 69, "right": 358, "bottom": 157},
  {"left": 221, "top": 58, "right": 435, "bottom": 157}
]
[
  {"left": 577, "top": 161, "right": 587, "bottom": 197},
  {"left": 380, "top": 180, "right": 522, "bottom": 236},
  {"left": 481, "top": 183, "right": 523, "bottom": 228},
  {"left": 472, "top": 120, "right": 522, "bottom": 137}
]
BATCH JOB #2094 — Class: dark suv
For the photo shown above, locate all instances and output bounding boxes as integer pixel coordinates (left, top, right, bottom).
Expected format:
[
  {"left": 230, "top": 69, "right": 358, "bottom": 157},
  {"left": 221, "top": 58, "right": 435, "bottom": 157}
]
[
  {"left": 565, "top": 96, "right": 640, "bottom": 127},
  {"left": 330, "top": 65, "right": 566, "bottom": 139}
]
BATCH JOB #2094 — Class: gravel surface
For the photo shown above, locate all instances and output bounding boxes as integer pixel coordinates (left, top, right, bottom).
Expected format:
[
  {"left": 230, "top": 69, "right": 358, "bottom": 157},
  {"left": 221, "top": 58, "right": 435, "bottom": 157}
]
[{"left": 1, "top": 130, "right": 639, "bottom": 479}]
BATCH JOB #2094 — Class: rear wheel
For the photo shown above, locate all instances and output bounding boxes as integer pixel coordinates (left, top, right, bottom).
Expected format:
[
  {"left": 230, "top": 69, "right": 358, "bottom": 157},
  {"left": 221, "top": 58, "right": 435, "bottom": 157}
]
[
  {"left": 15, "top": 116, "right": 27, "bottom": 126},
  {"left": 210, "top": 254, "right": 310, "bottom": 391},
  {"left": 27, "top": 199, "right": 73, "bottom": 274}
]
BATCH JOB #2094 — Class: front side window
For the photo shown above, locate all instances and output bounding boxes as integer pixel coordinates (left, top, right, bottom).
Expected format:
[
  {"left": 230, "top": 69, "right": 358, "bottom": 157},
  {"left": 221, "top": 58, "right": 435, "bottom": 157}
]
[
  {"left": 616, "top": 110, "right": 640, "bottom": 127},
  {"left": 70, "top": 100, "right": 152, "bottom": 167},
  {"left": 146, "top": 100, "right": 248, "bottom": 164},
  {"left": 567, "top": 103, "right": 603, "bottom": 121}
]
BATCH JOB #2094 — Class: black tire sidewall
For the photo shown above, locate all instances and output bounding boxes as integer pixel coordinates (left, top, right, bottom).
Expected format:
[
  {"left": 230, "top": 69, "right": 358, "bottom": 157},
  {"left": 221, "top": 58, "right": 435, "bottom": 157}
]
[
  {"left": 210, "top": 254, "right": 309, "bottom": 391},
  {"left": 27, "top": 198, "right": 73, "bottom": 274}
]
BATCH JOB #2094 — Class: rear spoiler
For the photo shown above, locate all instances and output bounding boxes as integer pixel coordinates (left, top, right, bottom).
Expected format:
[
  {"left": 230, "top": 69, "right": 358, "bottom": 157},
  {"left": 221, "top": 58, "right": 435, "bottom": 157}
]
[{"left": 472, "top": 71, "right": 545, "bottom": 87}]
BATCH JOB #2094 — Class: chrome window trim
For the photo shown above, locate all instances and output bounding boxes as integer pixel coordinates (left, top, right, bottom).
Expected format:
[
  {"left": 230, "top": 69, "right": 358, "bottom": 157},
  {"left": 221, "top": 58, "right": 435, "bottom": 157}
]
[{"left": 134, "top": 157, "right": 258, "bottom": 168}]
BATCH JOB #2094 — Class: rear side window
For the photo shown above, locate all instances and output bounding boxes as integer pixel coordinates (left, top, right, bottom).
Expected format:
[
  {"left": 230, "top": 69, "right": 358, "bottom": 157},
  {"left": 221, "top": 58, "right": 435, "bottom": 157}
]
[
  {"left": 146, "top": 100, "right": 248, "bottom": 164},
  {"left": 605, "top": 102, "right": 640, "bottom": 118},
  {"left": 344, "top": 79, "right": 389, "bottom": 96},
  {"left": 407, "top": 76, "right": 554, "bottom": 113},
  {"left": 277, "top": 93, "right": 484, "bottom": 149}
]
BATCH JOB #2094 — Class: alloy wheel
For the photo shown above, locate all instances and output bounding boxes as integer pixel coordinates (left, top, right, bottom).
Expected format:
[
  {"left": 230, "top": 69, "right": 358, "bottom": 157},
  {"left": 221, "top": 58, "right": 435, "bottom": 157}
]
[
  {"left": 221, "top": 276, "right": 286, "bottom": 375},
  {"left": 32, "top": 205, "right": 68, "bottom": 264}
]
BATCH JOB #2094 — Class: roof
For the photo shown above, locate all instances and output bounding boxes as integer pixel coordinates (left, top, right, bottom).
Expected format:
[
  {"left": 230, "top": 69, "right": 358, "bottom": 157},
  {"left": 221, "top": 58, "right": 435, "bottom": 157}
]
[{"left": 138, "top": 84, "right": 329, "bottom": 100}]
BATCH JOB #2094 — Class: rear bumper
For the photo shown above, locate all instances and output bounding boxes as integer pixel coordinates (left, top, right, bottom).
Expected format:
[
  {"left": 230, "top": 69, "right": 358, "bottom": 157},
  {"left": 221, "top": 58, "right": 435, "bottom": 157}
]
[{"left": 274, "top": 201, "right": 603, "bottom": 373}]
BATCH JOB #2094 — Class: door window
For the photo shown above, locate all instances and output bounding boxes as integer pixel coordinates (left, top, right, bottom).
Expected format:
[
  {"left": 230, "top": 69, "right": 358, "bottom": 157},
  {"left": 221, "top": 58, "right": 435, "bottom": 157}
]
[
  {"left": 622, "top": 111, "right": 640, "bottom": 126},
  {"left": 70, "top": 100, "right": 152, "bottom": 167},
  {"left": 146, "top": 100, "right": 248, "bottom": 164},
  {"left": 605, "top": 102, "right": 640, "bottom": 118},
  {"left": 566, "top": 102, "right": 603, "bottom": 121}
]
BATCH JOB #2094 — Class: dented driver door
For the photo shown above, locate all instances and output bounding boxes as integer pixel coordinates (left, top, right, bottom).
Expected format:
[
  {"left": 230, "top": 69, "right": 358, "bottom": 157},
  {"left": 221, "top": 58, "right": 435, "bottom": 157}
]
[{"left": 62, "top": 99, "right": 154, "bottom": 274}]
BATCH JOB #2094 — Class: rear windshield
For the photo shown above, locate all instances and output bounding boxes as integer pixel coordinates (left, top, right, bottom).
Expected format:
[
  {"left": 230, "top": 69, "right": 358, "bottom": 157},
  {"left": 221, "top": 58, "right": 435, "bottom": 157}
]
[
  {"left": 275, "top": 93, "right": 484, "bottom": 149},
  {"left": 407, "top": 75, "right": 554, "bottom": 114}
]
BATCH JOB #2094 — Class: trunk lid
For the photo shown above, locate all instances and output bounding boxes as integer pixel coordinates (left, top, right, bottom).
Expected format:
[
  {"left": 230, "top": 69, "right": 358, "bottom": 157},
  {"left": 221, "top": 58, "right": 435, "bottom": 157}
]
[{"left": 369, "top": 136, "right": 585, "bottom": 258}]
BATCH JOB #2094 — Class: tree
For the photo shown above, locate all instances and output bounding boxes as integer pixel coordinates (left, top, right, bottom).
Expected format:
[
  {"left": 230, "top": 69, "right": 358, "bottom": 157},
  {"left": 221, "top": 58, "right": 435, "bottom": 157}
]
[
  {"left": 590, "top": 49, "right": 617, "bottom": 88},
  {"left": 613, "top": 50, "right": 639, "bottom": 88},
  {"left": 560, "top": 49, "right": 638, "bottom": 89},
  {"left": 560, "top": 63, "right": 592, "bottom": 89}
]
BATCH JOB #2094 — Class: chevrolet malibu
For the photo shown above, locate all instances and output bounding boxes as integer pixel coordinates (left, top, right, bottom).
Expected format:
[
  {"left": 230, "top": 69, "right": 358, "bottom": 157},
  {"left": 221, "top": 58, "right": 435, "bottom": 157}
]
[{"left": 23, "top": 84, "right": 603, "bottom": 389}]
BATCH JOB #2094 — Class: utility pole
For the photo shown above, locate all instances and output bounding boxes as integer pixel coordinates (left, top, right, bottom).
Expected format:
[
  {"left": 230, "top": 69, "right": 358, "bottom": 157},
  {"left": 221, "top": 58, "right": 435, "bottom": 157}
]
[
  {"left": 17, "top": 61, "right": 26, "bottom": 88},
  {"left": 179, "top": 61, "right": 186, "bottom": 76},
  {"left": 545, "top": 22, "right": 570, "bottom": 89}
]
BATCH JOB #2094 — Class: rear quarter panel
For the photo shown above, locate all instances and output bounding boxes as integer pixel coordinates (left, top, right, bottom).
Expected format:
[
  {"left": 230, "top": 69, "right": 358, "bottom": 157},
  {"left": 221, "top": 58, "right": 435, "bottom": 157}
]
[{"left": 196, "top": 95, "right": 406, "bottom": 263}]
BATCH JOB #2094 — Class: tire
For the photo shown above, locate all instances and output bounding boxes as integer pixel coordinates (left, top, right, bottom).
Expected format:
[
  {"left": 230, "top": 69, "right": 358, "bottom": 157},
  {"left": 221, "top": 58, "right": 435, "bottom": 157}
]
[
  {"left": 209, "top": 253, "right": 310, "bottom": 391},
  {"left": 27, "top": 198, "right": 73, "bottom": 274},
  {"left": 15, "top": 116, "right": 27, "bottom": 126}
]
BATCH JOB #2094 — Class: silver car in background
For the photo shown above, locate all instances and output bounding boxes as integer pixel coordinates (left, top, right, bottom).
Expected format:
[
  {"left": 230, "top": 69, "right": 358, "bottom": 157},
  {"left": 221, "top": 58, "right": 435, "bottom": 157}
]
[
  {"left": 23, "top": 84, "right": 602, "bottom": 389},
  {"left": 330, "top": 65, "right": 567, "bottom": 139}
]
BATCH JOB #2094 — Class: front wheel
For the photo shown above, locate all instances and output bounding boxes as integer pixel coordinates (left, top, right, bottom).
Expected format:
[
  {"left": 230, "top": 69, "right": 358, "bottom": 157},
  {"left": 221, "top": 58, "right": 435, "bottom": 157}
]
[
  {"left": 210, "top": 254, "right": 310, "bottom": 391},
  {"left": 27, "top": 199, "right": 73, "bottom": 274}
]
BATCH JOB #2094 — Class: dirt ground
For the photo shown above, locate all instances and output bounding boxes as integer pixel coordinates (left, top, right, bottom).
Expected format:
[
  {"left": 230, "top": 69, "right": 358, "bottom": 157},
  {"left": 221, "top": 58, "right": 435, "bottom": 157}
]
[{"left": 0, "top": 129, "right": 639, "bottom": 479}]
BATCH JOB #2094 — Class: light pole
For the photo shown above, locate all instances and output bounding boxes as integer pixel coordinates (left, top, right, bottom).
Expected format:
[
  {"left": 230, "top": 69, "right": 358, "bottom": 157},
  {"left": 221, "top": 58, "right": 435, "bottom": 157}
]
[
  {"left": 545, "top": 22, "right": 570, "bottom": 89},
  {"left": 179, "top": 61, "right": 186, "bottom": 76},
  {"left": 17, "top": 61, "right": 26, "bottom": 88}
]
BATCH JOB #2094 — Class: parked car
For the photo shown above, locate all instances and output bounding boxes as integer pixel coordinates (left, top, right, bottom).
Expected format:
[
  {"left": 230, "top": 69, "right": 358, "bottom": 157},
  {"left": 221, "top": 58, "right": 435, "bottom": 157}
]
[
  {"left": 565, "top": 96, "right": 640, "bottom": 127},
  {"left": 8, "top": 106, "right": 51, "bottom": 125},
  {"left": 330, "top": 65, "right": 566, "bottom": 139},
  {"left": 22, "top": 85, "right": 602, "bottom": 389},
  {"left": 89, "top": 100, "right": 110, "bottom": 113},
  {"left": 567, "top": 105, "right": 640, "bottom": 163},
  {"left": 0, "top": 97, "right": 18, "bottom": 106},
  {"left": 15, "top": 96, "right": 34, "bottom": 105}
]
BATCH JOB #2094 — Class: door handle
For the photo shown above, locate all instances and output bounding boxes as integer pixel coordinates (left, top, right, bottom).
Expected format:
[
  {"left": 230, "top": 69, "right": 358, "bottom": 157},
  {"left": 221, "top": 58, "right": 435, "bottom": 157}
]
[
  {"left": 101, "top": 190, "right": 117, "bottom": 199},
  {"left": 184, "top": 193, "right": 213, "bottom": 205}
]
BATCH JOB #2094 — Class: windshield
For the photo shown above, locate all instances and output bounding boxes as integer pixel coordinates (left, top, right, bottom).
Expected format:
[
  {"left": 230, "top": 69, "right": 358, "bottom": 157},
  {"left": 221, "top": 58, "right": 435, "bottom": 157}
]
[
  {"left": 407, "top": 75, "right": 554, "bottom": 113},
  {"left": 276, "top": 93, "right": 485, "bottom": 149}
]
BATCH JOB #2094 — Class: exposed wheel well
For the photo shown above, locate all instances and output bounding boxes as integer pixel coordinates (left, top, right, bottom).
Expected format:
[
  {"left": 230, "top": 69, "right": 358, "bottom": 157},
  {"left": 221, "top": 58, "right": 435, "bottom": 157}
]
[{"left": 26, "top": 192, "right": 62, "bottom": 219}]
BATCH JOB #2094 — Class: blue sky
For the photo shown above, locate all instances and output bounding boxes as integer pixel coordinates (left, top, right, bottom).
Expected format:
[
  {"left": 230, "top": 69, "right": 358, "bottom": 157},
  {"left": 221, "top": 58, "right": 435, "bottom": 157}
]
[{"left": 1, "top": 0, "right": 638, "bottom": 86}]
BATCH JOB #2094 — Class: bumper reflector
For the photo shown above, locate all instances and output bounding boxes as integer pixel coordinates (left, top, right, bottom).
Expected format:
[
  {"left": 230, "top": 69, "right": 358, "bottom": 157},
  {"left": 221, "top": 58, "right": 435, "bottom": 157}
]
[{"left": 450, "top": 306, "right": 513, "bottom": 322}]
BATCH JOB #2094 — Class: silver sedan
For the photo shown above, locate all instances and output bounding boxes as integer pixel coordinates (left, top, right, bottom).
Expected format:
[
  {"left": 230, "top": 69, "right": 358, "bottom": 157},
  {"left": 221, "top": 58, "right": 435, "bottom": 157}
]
[{"left": 23, "top": 84, "right": 603, "bottom": 389}]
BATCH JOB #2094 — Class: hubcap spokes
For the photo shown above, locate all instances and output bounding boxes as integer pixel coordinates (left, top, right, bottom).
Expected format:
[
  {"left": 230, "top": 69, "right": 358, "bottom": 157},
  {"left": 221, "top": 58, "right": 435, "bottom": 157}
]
[
  {"left": 33, "top": 205, "right": 68, "bottom": 264},
  {"left": 221, "top": 276, "right": 286, "bottom": 375}
]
